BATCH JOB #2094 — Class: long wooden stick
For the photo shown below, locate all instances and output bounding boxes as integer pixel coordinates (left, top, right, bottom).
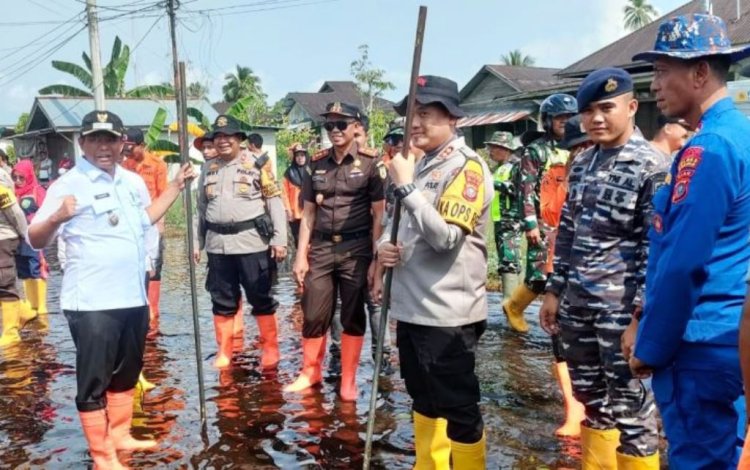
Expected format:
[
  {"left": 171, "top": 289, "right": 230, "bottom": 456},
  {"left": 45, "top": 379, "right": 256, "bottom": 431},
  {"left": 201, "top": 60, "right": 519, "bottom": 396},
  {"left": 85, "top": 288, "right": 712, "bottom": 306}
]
[{"left": 362, "top": 6, "right": 427, "bottom": 469}]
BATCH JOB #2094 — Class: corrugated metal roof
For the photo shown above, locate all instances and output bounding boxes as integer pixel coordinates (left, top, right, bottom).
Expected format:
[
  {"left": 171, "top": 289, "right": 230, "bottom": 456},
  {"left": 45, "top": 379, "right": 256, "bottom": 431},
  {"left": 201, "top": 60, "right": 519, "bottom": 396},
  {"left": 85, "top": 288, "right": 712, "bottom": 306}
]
[
  {"left": 457, "top": 111, "right": 531, "bottom": 128},
  {"left": 283, "top": 81, "right": 395, "bottom": 125},
  {"left": 560, "top": 0, "right": 750, "bottom": 77},
  {"left": 29, "top": 96, "right": 218, "bottom": 132},
  {"left": 485, "top": 66, "right": 569, "bottom": 92}
]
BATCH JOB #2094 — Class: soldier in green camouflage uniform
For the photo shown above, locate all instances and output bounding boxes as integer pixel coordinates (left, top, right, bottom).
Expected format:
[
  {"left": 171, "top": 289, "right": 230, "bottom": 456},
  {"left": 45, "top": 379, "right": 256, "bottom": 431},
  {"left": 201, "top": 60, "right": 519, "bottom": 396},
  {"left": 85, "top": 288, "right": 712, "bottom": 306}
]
[
  {"left": 502, "top": 94, "right": 577, "bottom": 332},
  {"left": 487, "top": 132, "right": 523, "bottom": 297}
]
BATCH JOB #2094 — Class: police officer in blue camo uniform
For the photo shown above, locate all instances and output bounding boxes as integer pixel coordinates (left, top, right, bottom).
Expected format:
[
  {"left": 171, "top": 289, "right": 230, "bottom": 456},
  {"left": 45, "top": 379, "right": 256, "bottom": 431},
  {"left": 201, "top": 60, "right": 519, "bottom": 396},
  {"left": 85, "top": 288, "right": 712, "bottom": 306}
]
[
  {"left": 539, "top": 68, "right": 665, "bottom": 469},
  {"left": 628, "top": 14, "right": 750, "bottom": 469}
]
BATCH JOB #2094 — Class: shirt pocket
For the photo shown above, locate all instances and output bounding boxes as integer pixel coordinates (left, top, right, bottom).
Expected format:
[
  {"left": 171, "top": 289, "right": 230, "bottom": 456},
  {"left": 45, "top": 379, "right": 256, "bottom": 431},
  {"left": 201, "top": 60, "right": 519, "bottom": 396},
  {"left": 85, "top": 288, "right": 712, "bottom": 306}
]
[
  {"left": 591, "top": 183, "right": 639, "bottom": 236},
  {"left": 233, "top": 174, "right": 261, "bottom": 199},
  {"left": 203, "top": 174, "right": 219, "bottom": 200},
  {"left": 312, "top": 173, "right": 332, "bottom": 195}
]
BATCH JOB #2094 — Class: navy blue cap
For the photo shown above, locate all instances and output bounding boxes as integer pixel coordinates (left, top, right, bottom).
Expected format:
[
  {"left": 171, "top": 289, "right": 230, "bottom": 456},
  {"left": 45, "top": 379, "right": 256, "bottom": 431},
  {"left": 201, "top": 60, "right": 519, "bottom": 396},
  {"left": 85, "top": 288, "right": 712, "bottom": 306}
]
[{"left": 576, "top": 67, "right": 633, "bottom": 112}]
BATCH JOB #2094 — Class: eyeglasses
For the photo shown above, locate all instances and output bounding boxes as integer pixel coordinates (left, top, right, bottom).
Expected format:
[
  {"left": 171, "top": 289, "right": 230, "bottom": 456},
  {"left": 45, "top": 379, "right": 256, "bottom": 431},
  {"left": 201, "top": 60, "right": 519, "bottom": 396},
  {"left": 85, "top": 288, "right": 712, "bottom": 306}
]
[
  {"left": 12, "top": 175, "right": 24, "bottom": 181},
  {"left": 324, "top": 120, "right": 352, "bottom": 132}
]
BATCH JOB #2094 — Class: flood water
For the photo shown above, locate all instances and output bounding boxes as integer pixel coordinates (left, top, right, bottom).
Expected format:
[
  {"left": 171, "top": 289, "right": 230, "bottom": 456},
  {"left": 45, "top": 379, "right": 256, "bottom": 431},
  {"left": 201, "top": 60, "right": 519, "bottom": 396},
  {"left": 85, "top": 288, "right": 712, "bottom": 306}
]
[{"left": 0, "top": 236, "right": 583, "bottom": 469}]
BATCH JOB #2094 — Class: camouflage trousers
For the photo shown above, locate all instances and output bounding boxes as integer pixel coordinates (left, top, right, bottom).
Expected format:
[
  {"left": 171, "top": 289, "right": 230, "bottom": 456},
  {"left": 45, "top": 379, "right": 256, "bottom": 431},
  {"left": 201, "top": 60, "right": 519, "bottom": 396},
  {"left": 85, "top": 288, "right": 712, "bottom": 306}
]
[
  {"left": 523, "top": 226, "right": 548, "bottom": 293},
  {"left": 493, "top": 220, "right": 522, "bottom": 274},
  {"left": 559, "top": 304, "right": 659, "bottom": 457}
]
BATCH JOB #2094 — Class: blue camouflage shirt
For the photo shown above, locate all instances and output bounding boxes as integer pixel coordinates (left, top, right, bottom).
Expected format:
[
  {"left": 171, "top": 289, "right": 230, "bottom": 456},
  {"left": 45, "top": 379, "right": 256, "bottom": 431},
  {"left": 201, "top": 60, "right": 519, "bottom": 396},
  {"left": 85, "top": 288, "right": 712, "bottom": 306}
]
[{"left": 635, "top": 97, "right": 750, "bottom": 368}]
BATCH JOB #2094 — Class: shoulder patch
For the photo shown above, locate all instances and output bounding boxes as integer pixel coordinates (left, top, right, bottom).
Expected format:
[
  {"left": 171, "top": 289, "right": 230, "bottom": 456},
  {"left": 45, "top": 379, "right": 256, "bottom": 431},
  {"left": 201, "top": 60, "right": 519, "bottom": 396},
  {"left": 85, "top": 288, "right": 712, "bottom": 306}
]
[
  {"left": 437, "top": 158, "right": 486, "bottom": 233},
  {"left": 254, "top": 153, "right": 270, "bottom": 169},
  {"left": 357, "top": 146, "right": 379, "bottom": 158},
  {"left": 671, "top": 146, "right": 703, "bottom": 204},
  {"left": 0, "top": 186, "right": 15, "bottom": 210},
  {"left": 312, "top": 148, "right": 329, "bottom": 162}
]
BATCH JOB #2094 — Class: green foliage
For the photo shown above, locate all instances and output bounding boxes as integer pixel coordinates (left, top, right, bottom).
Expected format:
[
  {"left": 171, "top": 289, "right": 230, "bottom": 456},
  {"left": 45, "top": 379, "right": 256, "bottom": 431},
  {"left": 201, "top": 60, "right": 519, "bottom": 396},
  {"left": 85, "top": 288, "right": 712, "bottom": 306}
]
[
  {"left": 5, "top": 146, "right": 16, "bottom": 165},
  {"left": 275, "top": 125, "right": 317, "bottom": 176},
  {"left": 368, "top": 108, "right": 398, "bottom": 148},
  {"left": 187, "top": 107, "right": 212, "bottom": 130},
  {"left": 501, "top": 50, "right": 536, "bottom": 67},
  {"left": 623, "top": 0, "right": 657, "bottom": 31},
  {"left": 350, "top": 44, "right": 395, "bottom": 116},
  {"left": 145, "top": 108, "right": 168, "bottom": 147},
  {"left": 39, "top": 36, "right": 175, "bottom": 100},
  {"left": 15, "top": 113, "right": 29, "bottom": 134}
]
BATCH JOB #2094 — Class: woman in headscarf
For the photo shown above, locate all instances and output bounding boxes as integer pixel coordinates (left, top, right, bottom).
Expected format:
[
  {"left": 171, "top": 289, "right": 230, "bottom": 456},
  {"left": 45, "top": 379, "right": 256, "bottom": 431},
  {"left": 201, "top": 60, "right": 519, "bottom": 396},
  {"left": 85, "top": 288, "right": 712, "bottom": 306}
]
[
  {"left": 282, "top": 143, "right": 310, "bottom": 246},
  {"left": 12, "top": 160, "right": 48, "bottom": 319}
]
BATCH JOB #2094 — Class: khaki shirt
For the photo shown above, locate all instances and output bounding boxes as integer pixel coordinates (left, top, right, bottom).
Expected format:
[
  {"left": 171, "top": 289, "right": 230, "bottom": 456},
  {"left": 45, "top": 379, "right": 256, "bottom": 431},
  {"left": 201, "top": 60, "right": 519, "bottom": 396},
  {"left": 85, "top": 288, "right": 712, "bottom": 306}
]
[
  {"left": 197, "top": 152, "right": 287, "bottom": 254},
  {"left": 0, "top": 185, "right": 26, "bottom": 242},
  {"left": 382, "top": 137, "right": 493, "bottom": 327},
  {"left": 302, "top": 144, "right": 385, "bottom": 234}
]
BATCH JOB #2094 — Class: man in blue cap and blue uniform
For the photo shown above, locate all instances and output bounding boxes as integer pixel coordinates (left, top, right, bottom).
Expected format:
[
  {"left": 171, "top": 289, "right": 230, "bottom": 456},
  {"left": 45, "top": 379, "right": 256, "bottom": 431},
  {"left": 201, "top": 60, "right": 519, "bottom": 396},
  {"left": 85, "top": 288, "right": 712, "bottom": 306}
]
[
  {"left": 628, "top": 13, "right": 750, "bottom": 469},
  {"left": 539, "top": 66, "right": 666, "bottom": 469}
]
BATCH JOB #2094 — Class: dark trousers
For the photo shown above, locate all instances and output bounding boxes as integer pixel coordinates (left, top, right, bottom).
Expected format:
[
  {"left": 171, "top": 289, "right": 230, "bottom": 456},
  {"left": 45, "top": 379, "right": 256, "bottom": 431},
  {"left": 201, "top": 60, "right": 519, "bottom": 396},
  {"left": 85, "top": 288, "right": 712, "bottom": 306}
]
[
  {"left": 397, "top": 320, "right": 486, "bottom": 444},
  {"left": 206, "top": 251, "right": 278, "bottom": 316},
  {"left": 302, "top": 238, "right": 370, "bottom": 338},
  {"left": 64, "top": 306, "right": 149, "bottom": 411},
  {"left": 149, "top": 237, "right": 166, "bottom": 281}
]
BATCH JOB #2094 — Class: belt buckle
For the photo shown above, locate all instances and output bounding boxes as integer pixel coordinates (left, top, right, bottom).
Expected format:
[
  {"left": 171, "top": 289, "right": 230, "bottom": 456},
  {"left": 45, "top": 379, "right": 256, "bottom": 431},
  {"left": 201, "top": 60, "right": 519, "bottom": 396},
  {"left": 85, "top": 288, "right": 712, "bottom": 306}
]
[{"left": 332, "top": 234, "right": 343, "bottom": 243}]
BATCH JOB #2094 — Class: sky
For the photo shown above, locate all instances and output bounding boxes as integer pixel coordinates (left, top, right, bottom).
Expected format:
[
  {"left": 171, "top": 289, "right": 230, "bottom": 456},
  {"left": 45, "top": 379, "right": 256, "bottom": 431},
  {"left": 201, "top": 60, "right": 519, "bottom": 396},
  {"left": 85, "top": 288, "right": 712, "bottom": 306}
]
[{"left": 0, "top": 0, "right": 689, "bottom": 125}]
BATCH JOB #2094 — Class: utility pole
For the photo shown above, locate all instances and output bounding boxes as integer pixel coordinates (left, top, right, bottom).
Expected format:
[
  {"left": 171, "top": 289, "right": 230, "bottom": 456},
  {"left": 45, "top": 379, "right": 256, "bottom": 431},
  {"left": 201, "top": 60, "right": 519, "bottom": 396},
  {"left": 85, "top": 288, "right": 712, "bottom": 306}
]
[
  {"left": 86, "top": 0, "right": 106, "bottom": 109},
  {"left": 167, "top": 0, "right": 181, "bottom": 119}
]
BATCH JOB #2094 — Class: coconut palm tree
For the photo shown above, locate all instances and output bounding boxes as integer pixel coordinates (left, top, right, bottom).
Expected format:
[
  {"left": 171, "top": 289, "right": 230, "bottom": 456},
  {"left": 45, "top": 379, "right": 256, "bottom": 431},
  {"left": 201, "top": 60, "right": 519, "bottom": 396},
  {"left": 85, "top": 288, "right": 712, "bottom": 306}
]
[
  {"left": 221, "top": 65, "right": 265, "bottom": 103},
  {"left": 39, "top": 36, "right": 173, "bottom": 98},
  {"left": 501, "top": 50, "right": 536, "bottom": 67},
  {"left": 623, "top": 0, "right": 657, "bottom": 32}
]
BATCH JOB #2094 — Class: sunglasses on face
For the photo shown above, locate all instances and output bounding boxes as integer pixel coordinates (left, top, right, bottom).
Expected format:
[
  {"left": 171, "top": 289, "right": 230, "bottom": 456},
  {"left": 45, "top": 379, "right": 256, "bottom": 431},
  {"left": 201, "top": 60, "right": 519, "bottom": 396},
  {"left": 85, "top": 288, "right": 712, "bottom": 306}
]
[
  {"left": 385, "top": 136, "right": 404, "bottom": 146},
  {"left": 324, "top": 120, "right": 353, "bottom": 132},
  {"left": 12, "top": 175, "right": 24, "bottom": 182}
]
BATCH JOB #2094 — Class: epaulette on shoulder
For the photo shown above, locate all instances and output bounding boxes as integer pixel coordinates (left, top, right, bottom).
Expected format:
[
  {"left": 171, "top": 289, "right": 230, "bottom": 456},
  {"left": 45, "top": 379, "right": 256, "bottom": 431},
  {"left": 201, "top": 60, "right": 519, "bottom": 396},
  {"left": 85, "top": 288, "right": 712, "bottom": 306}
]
[
  {"left": 357, "top": 146, "right": 379, "bottom": 158},
  {"left": 312, "top": 148, "right": 329, "bottom": 162},
  {"left": 254, "top": 153, "right": 270, "bottom": 169}
]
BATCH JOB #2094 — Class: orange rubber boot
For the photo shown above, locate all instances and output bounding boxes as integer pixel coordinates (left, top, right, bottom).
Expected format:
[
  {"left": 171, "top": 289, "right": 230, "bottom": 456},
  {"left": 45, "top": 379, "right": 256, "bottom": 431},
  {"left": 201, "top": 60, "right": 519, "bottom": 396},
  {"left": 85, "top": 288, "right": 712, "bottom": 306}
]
[
  {"left": 106, "top": 389, "right": 157, "bottom": 451},
  {"left": 79, "top": 409, "right": 125, "bottom": 469},
  {"left": 213, "top": 315, "right": 234, "bottom": 369},
  {"left": 339, "top": 333, "right": 364, "bottom": 402},
  {"left": 255, "top": 314, "right": 280, "bottom": 369},
  {"left": 148, "top": 280, "right": 161, "bottom": 323},
  {"left": 554, "top": 361, "right": 585, "bottom": 437},
  {"left": 284, "top": 336, "right": 326, "bottom": 392},
  {"left": 233, "top": 299, "right": 244, "bottom": 338}
]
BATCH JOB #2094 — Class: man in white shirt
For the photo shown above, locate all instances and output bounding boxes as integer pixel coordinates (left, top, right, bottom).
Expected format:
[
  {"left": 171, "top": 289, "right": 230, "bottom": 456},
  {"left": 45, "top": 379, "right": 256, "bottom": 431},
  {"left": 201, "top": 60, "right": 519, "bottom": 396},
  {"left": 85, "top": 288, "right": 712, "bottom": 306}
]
[{"left": 27, "top": 110, "right": 193, "bottom": 469}]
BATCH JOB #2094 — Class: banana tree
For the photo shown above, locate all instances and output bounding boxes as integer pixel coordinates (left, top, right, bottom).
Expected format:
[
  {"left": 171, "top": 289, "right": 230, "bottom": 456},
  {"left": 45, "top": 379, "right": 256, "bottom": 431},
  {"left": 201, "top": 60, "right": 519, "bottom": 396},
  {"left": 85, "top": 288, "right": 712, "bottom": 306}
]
[
  {"left": 39, "top": 36, "right": 173, "bottom": 99},
  {"left": 145, "top": 107, "right": 203, "bottom": 164}
]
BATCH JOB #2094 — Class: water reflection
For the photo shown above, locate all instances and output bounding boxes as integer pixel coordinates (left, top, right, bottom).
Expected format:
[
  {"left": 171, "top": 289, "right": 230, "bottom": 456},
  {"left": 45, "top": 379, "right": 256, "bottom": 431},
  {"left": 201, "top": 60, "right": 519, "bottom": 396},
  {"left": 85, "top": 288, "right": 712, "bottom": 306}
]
[{"left": 0, "top": 236, "right": 581, "bottom": 468}]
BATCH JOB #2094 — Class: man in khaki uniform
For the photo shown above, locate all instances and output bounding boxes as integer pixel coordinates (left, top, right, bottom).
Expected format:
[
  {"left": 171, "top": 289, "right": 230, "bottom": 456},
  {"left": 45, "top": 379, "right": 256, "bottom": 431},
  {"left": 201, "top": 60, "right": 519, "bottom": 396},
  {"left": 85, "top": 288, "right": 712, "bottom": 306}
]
[
  {"left": 375, "top": 75, "right": 493, "bottom": 469},
  {"left": 195, "top": 114, "right": 287, "bottom": 370}
]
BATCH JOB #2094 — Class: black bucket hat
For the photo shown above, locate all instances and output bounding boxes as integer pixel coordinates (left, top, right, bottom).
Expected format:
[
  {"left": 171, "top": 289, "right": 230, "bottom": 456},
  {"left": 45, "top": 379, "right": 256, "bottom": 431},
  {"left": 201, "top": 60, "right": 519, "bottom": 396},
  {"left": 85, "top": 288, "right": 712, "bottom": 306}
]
[
  {"left": 211, "top": 114, "right": 247, "bottom": 140},
  {"left": 394, "top": 75, "right": 465, "bottom": 118}
]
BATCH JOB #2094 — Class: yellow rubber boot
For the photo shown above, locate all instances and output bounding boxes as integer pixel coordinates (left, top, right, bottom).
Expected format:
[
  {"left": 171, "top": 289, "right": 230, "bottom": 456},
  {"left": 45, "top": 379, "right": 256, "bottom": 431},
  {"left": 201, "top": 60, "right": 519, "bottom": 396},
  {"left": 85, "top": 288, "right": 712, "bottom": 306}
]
[
  {"left": 413, "top": 411, "right": 450, "bottom": 470},
  {"left": 501, "top": 284, "right": 536, "bottom": 332},
  {"left": 616, "top": 451, "right": 660, "bottom": 469},
  {"left": 0, "top": 301, "right": 21, "bottom": 347},
  {"left": 137, "top": 372, "right": 156, "bottom": 391},
  {"left": 581, "top": 426, "right": 619, "bottom": 470},
  {"left": 18, "top": 300, "right": 37, "bottom": 327},
  {"left": 450, "top": 432, "right": 486, "bottom": 470},
  {"left": 34, "top": 279, "right": 48, "bottom": 315},
  {"left": 22, "top": 279, "right": 37, "bottom": 310}
]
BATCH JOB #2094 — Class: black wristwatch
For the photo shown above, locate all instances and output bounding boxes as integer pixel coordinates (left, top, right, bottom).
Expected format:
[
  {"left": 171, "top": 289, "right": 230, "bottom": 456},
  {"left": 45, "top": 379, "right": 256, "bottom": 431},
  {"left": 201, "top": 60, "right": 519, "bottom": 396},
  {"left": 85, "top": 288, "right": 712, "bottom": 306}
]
[{"left": 394, "top": 183, "right": 417, "bottom": 200}]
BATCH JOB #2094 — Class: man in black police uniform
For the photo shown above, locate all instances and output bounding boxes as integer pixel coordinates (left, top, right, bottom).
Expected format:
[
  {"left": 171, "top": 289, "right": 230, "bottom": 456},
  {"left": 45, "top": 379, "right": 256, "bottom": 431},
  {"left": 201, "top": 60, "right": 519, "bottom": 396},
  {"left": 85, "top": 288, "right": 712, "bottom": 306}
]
[{"left": 286, "top": 102, "right": 385, "bottom": 402}]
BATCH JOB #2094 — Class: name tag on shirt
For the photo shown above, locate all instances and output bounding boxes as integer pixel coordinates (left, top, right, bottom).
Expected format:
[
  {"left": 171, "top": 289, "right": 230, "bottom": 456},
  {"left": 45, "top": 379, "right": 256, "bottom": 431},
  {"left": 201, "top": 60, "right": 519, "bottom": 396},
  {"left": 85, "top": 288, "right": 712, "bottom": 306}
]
[
  {"left": 94, "top": 192, "right": 110, "bottom": 200},
  {"left": 92, "top": 196, "right": 118, "bottom": 215}
]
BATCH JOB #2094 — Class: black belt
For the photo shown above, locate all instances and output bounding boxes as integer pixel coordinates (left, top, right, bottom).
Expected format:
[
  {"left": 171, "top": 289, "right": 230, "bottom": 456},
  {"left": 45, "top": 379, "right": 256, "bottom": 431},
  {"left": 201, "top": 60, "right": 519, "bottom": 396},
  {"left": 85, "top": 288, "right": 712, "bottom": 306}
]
[
  {"left": 312, "top": 229, "right": 370, "bottom": 243},
  {"left": 206, "top": 218, "right": 260, "bottom": 235}
]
